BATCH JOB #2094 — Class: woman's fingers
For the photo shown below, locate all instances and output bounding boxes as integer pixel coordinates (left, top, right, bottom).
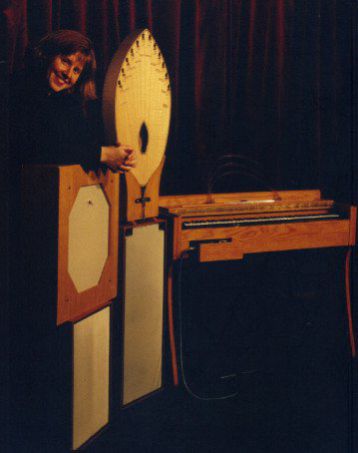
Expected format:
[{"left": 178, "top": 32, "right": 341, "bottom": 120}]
[
  {"left": 101, "top": 145, "right": 137, "bottom": 172},
  {"left": 119, "top": 164, "right": 133, "bottom": 172}
]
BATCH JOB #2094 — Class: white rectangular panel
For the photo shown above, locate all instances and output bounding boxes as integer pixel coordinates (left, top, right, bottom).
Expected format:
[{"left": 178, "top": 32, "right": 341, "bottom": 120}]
[
  {"left": 123, "top": 224, "right": 164, "bottom": 405},
  {"left": 73, "top": 307, "right": 110, "bottom": 450}
]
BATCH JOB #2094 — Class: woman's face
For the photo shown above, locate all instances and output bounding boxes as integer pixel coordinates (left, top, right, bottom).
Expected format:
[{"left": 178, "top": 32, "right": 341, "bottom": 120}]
[{"left": 48, "top": 52, "right": 85, "bottom": 92}]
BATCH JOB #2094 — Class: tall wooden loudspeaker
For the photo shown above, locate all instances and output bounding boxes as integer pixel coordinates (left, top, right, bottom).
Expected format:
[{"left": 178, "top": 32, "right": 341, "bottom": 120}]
[
  {"left": 103, "top": 29, "right": 171, "bottom": 405},
  {"left": 21, "top": 165, "right": 119, "bottom": 450}
]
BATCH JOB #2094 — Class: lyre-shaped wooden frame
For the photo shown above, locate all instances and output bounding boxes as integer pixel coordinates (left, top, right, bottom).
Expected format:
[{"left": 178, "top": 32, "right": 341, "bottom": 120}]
[{"left": 103, "top": 28, "right": 171, "bottom": 222}]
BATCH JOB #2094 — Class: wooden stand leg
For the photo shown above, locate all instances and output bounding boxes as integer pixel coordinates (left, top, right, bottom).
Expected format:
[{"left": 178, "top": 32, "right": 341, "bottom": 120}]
[{"left": 167, "top": 264, "right": 179, "bottom": 385}]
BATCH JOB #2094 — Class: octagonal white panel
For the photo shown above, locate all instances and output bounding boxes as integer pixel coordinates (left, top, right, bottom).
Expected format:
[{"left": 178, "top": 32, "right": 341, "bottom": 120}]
[{"left": 68, "top": 185, "right": 109, "bottom": 293}]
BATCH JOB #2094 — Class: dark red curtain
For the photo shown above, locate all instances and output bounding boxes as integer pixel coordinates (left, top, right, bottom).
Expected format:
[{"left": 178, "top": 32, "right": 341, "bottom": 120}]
[{"left": 2, "top": 0, "right": 356, "bottom": 200}]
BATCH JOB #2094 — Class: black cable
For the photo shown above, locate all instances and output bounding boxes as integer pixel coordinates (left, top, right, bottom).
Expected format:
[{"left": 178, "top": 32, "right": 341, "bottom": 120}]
[
  {"left": 205, "top": 153, "right": 275, "bottom": 195},
  {"left": 177, "top": 250, "right": 239, "bottom": 401},
  {"left": 207, "top": 168, "right": 273, "bottom": 195}
]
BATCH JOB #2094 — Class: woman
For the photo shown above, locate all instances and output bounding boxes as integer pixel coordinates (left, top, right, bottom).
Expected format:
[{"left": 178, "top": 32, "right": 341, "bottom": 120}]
[{"left": 11, "top": 29, "right": 136, "bottom": 172}]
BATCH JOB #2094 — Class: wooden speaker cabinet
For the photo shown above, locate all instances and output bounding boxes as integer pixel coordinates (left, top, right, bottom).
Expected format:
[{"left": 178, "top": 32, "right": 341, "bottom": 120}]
[
  {"left": 19, "top": 164, "right": 119, "bottom": 450},
  {"left": 21, "top": 164, "right": 119, "bottom": 325}
]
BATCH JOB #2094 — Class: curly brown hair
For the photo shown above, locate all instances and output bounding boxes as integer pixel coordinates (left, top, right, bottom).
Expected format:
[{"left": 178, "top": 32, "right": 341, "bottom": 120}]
[{"left": 31, "top": 29, "right": 97, "bottom": 101}]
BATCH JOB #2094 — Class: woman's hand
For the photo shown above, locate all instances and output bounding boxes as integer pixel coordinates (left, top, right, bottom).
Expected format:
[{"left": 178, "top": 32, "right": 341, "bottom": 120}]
[{"left": 100, "top": 144, "right": 137, "bottom": 172}]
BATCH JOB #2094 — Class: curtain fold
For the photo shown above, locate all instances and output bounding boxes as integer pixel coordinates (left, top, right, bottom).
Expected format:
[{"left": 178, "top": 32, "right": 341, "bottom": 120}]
[{"left": 2, "top": 0, "right": 354, "bottom": 200}]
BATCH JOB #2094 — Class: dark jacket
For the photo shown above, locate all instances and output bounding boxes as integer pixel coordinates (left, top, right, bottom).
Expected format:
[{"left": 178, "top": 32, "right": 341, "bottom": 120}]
[{"left": 10, "top": 72, "right": 103, "bottom": 172}]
